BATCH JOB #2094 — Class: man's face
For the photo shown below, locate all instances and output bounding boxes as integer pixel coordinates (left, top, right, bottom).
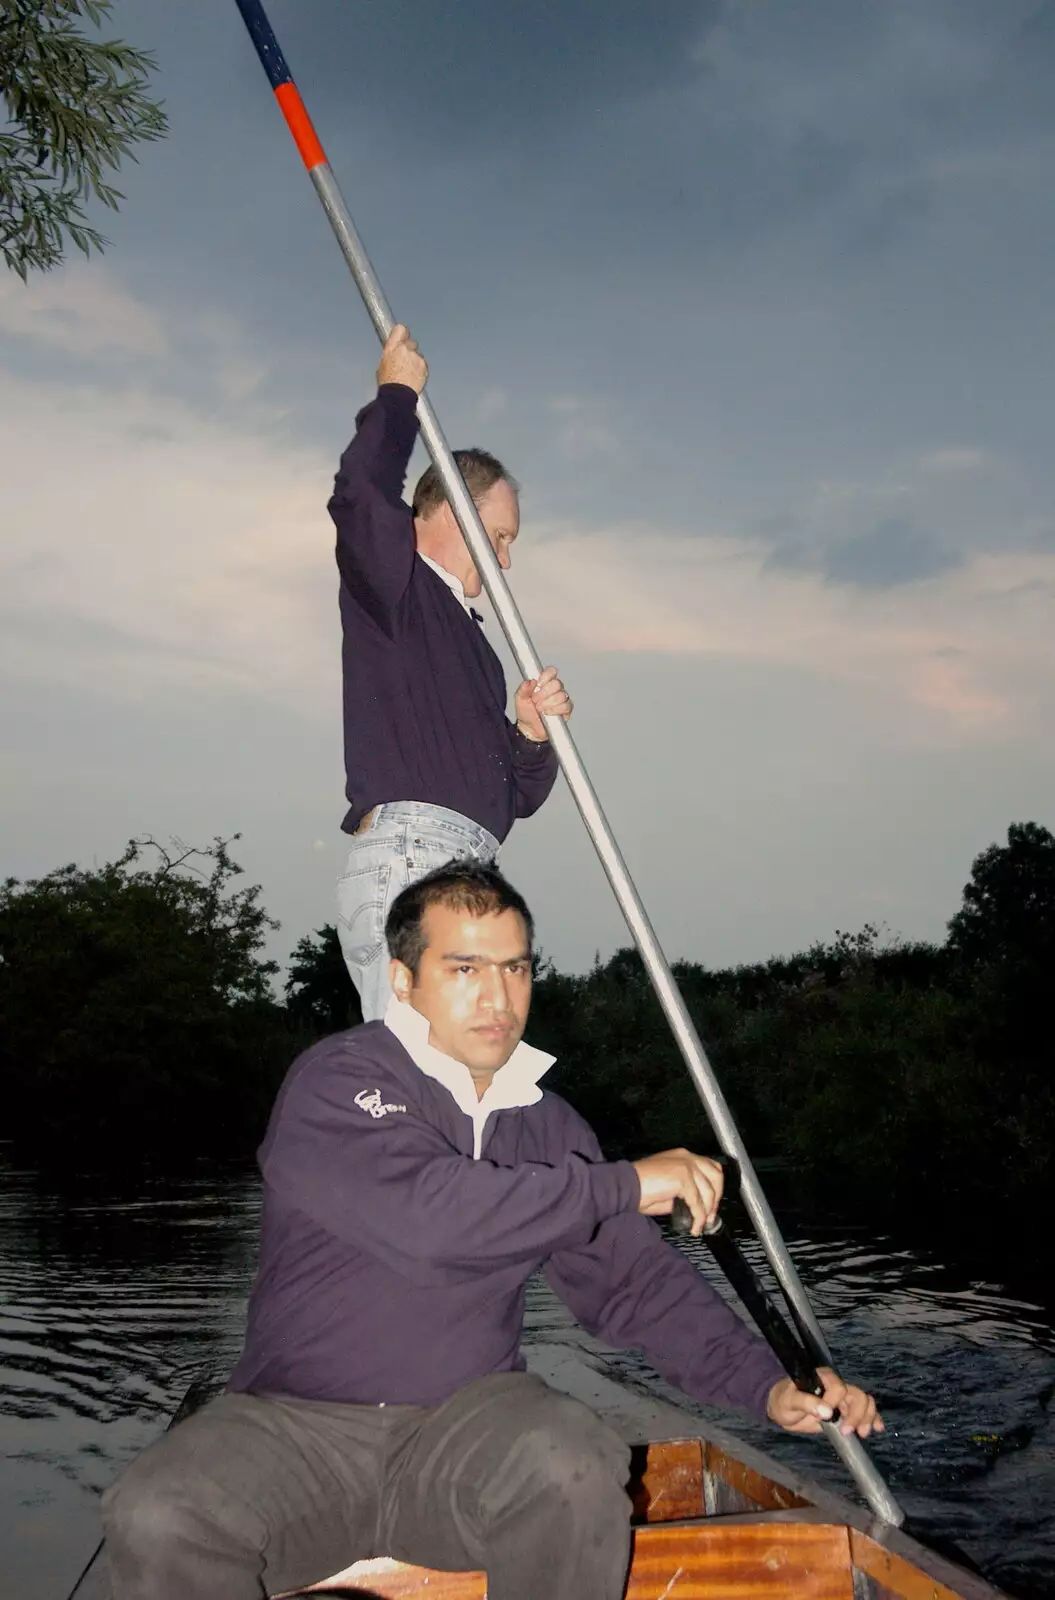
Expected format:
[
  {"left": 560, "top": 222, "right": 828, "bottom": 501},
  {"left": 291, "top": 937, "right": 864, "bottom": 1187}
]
[
  {"left": 461, "top": 478, "right": 520, "bottom": 599},
  {"left": 391, "top": 903, "right": 532, "bottom": 1087}
]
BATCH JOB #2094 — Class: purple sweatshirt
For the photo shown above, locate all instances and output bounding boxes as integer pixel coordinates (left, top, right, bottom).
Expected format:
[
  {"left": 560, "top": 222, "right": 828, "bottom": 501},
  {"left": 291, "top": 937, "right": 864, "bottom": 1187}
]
[
  {"left": 329, "top": 385, "right": 558, "bottom": 837},
  {"left": 228, "top": 1023, "right": 785, "bottom": 1423}
]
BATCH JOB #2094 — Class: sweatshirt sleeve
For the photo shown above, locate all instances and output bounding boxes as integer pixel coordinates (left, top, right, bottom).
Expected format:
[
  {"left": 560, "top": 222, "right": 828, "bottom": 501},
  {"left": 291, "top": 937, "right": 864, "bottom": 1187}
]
[
  {"left": 328, "top": 384, "right": 420, "bottom": 621},
  {"left": 508, "top": 722, "right": 559, "bottom": 818},
  {"left": 259, "top": 1039, "right": 641, "bottom": 1288},
  {"left": 542, "top": 1108, "right": 785, "bottom": 1423}
]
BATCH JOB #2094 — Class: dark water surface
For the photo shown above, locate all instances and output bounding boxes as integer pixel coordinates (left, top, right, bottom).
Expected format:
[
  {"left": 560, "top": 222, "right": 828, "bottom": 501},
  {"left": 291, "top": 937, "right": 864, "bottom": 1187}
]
[{"left": 1, "top": 1158, "right": 1053, "bottom": 1599}]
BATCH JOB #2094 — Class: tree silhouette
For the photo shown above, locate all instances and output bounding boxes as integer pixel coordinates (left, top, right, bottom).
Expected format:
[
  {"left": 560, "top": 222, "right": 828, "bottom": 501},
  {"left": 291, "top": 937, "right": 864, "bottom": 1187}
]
[
  {"left": 1, "top": 0, "right": 167, "bottom": 276},
  {"left": 0, "top": 834, "right": 285, "bottom": 1155},
  {"left": 286, "top": 924, "right": 362, "bottom": 1034},
  {"left": 948, "top": 821, "right": 1055, "bottom": 976}
]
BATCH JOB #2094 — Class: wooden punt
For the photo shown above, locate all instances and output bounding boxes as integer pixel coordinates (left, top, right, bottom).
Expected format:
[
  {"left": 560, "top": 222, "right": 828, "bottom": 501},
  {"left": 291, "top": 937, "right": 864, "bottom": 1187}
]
[{"left": 73, "top": 1344, "right": 1009, "bottom": 1600}]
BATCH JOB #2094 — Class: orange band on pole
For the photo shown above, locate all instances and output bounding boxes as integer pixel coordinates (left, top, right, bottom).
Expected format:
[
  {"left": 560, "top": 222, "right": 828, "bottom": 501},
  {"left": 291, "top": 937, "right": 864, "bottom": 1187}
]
[{"left": 275, "top": 81, "right": 326, "bottom": 169}]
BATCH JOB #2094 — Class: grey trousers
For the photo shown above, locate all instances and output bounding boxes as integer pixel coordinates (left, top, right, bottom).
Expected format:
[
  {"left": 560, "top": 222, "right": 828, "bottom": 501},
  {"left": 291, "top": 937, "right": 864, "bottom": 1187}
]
[{"left": 101, "top": 1372, "right": 633, "bottom": 1600}]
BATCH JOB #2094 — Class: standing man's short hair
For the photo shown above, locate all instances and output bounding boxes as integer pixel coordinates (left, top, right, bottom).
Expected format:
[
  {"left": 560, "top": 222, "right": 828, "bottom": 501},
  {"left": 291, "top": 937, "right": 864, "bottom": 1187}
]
[{"left": 412, "top": 450, "right": 519, "bottom": 520}]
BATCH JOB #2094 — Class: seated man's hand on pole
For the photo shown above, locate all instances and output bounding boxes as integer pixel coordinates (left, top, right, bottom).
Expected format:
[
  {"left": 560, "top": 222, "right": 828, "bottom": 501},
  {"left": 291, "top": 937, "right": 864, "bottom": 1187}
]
[
  {"left": 767, "top": 1368, "right": 885, "bottom": 1439},
  {"left": 632, "top": 1150, "right": 725, "bottom": 1235}
]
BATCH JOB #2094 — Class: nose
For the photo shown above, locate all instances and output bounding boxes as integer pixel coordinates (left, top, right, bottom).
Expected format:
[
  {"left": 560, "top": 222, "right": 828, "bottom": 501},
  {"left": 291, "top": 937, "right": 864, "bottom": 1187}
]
[{"left": 479, "top": 965, "right": 511, "bottom": 1014}]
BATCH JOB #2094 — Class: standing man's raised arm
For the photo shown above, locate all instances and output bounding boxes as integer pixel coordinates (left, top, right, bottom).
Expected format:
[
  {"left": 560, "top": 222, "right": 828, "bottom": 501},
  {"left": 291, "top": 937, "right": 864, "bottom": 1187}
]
[{"left": 328, "top": 325, "right": 428, "bottom": 619}]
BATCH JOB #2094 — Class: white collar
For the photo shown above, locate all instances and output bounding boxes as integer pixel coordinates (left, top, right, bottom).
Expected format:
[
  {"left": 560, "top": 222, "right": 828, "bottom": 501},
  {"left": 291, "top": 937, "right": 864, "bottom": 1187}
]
[
  {"left": 384, "top": 996, "right": 554, "bottom": 1159},
  {"left": 418, "top": 553, "right": 481, "bottom": 623}
]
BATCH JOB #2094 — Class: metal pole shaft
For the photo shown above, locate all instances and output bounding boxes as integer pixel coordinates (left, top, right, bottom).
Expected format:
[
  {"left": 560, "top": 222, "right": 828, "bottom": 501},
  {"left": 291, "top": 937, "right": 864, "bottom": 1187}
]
[{"left": 232, "top": 0, "right": 903, "bottom": 1526}]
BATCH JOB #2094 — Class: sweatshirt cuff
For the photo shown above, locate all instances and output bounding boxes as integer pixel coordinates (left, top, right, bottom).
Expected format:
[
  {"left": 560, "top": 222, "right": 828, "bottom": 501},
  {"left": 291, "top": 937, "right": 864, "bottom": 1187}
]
[
  {"left": 377, "top": 382, "right": 420, "bottom": 412},
  {"left": 744, "top": 1353, "right": 787, "bottom": 1425},
  {"left": 512, "top": 726, "right": 558, "bottom": 760},
  {"left": 587, "top": 1158, "right": 640, "bottom": 1223}
]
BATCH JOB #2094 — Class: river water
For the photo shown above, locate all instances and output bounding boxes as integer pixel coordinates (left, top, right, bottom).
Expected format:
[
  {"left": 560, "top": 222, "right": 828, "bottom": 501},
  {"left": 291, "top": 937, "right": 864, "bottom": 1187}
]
[{"left": 1, "top": 1158, "right": 1053, "bottom": 1600}]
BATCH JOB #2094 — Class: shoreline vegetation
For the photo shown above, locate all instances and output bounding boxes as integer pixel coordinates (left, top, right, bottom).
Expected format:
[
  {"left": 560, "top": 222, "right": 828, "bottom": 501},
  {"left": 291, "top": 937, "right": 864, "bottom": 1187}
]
[{"left": 2, "top": 824, "right": 1052, "bottom": 1242}]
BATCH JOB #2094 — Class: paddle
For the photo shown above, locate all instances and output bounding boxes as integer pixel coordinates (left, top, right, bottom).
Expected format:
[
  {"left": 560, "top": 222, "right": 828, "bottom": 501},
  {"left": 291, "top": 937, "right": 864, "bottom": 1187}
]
[{"left": 671, "top": 1165, "right": 829, "bottom": 1401}]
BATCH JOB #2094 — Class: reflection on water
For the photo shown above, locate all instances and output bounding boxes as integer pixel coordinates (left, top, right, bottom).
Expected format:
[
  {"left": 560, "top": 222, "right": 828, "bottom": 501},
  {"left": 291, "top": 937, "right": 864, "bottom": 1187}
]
[{"left": 1, "top": 1159, "right": 1053, "bottom": 1599}]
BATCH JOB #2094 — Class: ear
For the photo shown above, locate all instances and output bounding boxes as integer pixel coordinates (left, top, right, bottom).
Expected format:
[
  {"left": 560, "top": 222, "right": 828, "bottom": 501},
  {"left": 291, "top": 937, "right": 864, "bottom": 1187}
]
[
  {"left": 439, "top": 500, "right": 460, "bottom": 540},
  {"left": 390, "top": 958, "right": 413, "bottom": 1001}
]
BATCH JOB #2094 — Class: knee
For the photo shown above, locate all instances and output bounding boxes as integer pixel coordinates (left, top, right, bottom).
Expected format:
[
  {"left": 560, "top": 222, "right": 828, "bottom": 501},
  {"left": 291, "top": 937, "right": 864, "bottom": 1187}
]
[
  {"left": 102, "top": 1472, "right": 173, "bottom": 1561},
  {"left": 515, "top": 1405, "right": 631, "bottom": 1511},
  {"left": 102, "top": 1456, "right": 240, "bottom": 1569},
  {"left": 103, "top": 1467, "right": 196, "bottom": 1561}
]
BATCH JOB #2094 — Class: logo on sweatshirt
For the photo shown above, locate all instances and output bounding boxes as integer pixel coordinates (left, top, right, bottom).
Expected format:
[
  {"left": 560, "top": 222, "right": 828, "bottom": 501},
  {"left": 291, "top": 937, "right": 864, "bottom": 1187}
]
[{"left": 354, "top": 1088, "right": 408, "bottom": 1120}]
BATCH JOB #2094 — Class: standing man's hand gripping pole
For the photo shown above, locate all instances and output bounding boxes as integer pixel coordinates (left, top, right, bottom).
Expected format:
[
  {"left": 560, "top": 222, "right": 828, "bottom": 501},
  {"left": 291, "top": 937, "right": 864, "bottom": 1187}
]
[
  {"left": 377, "top": 324, "right": 428, "bottom": 393},
  {"left": 515, "top": 666, "right": 573, "bottom": 742}
]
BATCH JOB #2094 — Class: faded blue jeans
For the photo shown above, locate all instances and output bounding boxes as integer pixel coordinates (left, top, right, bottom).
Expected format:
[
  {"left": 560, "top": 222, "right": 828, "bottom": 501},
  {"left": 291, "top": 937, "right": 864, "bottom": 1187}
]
[{"left": 336, "top": 802, "right": 500, "bottom": 1022}]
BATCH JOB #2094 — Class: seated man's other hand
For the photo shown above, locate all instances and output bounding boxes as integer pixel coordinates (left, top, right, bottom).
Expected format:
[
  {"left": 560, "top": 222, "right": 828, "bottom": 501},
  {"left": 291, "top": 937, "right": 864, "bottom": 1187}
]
[
  {"left": 767, "top": 1369, "right": 884, "bottom": 1438},
  {"left": 515, "top": 666, "right": 573, "bottom": 742},
  {"left": 377, "top": 324, "right": 428, "bottom": 394},
  {"left": 631, "top": 1149, "right": 724, "bottom": 1235}
]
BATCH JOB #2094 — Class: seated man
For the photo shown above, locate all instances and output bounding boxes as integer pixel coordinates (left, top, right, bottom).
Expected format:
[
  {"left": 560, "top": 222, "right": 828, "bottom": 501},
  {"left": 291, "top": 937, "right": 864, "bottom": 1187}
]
[{"left": 102, "top": 863, "right": 882, "bottom": 1600}]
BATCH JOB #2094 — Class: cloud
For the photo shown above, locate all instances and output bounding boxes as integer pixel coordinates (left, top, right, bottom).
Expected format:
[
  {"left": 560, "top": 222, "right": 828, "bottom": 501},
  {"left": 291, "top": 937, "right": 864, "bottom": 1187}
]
[
  {"left": 1, "top": 268, "right": 1048, "bottom": 763},
  {"left": 507, "top": 521, "right": 1055, "bottom": 738},
  {"left": 0, "top": 364, "right": 335, "bottom": 712},
  {"left": 750, "top": 443, "right": 1043, "bottom": 581},
  {"left": 549, "top": 396, "right": 621, "bottom": 459},
  {"left": 0, "top": 269, "right": 167, "bottom": 359},
  {"left": 289, "top": 0, "right": 711, "bottom": 151},
  {"left": 475, "top": 387, "right": 509, "bottom": 423},
  {"left": 0, "top": 268, "right": 281, "bottom": 423},
  {"left": 917, "top": 446, "right": 992, "bottom": 474},
  {"left": 821, "top": 516, "right": 963, "bottom": 588},
  {"left": 2, "top": 268, "right": 1048, "bottom": 770}
]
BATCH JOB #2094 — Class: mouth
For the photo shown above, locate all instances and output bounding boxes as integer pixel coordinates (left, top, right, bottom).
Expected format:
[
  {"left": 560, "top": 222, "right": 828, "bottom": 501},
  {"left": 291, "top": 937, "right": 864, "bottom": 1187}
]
[{"left": 473, "top": 1024, "right": 512, "bottom": 1041}]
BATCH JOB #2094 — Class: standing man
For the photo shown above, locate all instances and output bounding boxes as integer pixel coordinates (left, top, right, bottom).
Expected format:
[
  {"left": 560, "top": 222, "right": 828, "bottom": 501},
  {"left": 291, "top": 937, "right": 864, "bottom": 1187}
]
[{"left": 330, "top": 325, "right": 572, "bottom": 1021}]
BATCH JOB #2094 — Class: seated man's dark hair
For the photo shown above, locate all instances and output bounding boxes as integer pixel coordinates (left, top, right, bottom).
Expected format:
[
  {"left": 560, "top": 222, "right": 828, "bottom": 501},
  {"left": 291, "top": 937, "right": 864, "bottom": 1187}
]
[
  {"left": 412, "top": 449, "right": 518, "bottom": 520},
  {"left": 385, "top": 860, "right": 534, "bottom": 977}
]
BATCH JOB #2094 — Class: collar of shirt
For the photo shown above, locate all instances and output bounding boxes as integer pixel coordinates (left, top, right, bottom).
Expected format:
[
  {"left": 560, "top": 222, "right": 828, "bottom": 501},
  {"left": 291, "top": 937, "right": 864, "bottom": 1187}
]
[
  {"left": 418, "top": 553, "right": 484, "bottom": 627},
  {"left": 383, "top": 996, "right": 555, "bottom": 1158}
]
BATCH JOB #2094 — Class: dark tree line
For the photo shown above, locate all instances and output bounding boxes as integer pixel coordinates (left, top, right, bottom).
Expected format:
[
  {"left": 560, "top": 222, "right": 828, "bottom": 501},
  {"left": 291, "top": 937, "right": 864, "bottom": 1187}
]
[
  {"left": 2, "top": 824, "right": 1052, "bottom": 1231},
  {"left": 0, "top": 836, "right": 288, "bottom": 1153},
  {"left": 531, "top": 823, "right": 1055, "bottom": 1228}
]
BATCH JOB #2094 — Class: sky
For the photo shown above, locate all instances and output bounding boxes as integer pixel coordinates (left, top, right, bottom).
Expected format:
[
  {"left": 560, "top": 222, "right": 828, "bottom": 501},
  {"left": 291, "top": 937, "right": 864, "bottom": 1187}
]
[{"left": 2, "top": 0, "right": 1054, "bottom": 979}]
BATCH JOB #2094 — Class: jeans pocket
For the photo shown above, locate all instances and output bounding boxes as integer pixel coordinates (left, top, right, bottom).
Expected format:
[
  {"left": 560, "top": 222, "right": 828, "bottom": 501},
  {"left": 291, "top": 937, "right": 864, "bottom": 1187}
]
[
  {"left": 336, "top": 852, "right": 393, "bottom": 968},
  {"left": 404, "top": 834, "right": 465, "bottom": 878}
]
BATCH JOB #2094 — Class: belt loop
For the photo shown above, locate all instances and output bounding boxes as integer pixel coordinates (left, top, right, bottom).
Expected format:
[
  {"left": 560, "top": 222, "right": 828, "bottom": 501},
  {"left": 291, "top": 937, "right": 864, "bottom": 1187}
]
[{"left": 356, "top": 805, "right": 380, "bottom": 835}]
